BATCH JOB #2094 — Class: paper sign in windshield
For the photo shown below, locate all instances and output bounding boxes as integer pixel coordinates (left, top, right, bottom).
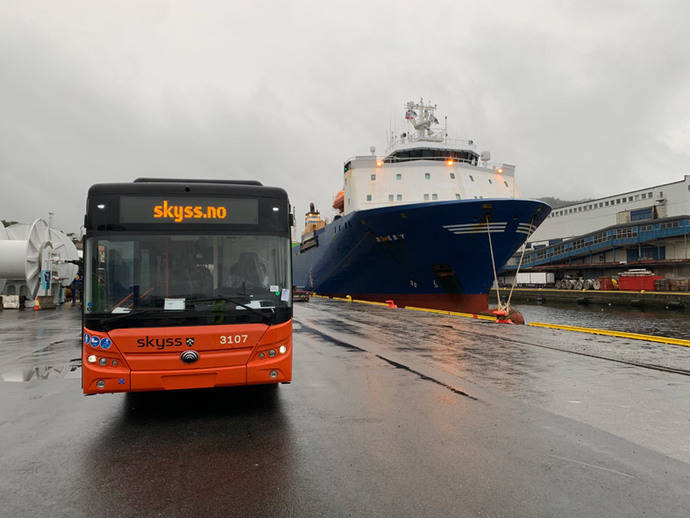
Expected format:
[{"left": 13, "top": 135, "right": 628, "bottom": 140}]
[{"left": 164, "top": 298, "right": 186, "bottom": 310}]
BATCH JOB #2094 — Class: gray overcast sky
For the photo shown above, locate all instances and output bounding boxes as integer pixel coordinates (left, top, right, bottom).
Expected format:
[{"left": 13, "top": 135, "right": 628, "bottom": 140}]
[{"left": 1, "top": 0, "right": 689, "bottom": 235}]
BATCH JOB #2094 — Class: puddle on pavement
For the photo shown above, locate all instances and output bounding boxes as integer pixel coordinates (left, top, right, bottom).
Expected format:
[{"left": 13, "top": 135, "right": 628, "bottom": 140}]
[{"left": 1, "top": 360, "right": 81, "bottom": 382}]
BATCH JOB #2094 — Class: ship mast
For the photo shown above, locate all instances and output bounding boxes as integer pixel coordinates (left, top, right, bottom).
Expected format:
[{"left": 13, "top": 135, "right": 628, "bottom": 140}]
[{"left": 403, "top": 98, "right": 443, "bottom": 142}]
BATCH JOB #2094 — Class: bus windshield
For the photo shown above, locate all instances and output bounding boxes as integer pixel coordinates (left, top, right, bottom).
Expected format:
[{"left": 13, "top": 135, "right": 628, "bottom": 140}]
[{"left": 85, "top": 233, "right": 291, "bottom": 328}]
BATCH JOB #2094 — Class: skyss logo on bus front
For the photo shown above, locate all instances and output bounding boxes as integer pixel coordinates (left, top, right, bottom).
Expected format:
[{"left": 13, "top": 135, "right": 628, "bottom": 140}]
[{"left": 137, "top": 336, "right": 196, "bottom": 350}]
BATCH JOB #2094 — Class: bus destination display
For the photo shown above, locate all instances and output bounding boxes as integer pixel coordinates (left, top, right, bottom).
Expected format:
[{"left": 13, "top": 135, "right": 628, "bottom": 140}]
[{"left": 119, "top": 197, "right": 259, "bottom": 224}]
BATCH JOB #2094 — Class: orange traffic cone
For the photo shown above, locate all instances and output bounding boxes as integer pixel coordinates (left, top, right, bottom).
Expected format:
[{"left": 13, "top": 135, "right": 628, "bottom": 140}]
[{"left": 33, "top": 297, "right": 40, "bottom": 311}]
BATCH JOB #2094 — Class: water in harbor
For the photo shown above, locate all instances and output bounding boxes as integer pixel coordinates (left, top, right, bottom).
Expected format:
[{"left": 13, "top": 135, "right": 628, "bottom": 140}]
[{"left": 516, "top": 301, "right": 689, "bottom": 340}]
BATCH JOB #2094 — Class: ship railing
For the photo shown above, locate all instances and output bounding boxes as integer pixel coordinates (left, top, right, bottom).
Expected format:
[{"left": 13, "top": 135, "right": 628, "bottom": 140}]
[{"left": 387, "top": 135, "right": 477, "bottom": 150}]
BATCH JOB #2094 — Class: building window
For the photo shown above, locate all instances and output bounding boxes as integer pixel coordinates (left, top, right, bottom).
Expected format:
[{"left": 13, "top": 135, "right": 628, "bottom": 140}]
[
  {"left": 425, "top": 173, "right": 431, "bottom": 180},
  {"left": 424, "top": 194, "right": 429, "bottom": 201},
  {"left": 432, "top": 194, "right": 438, "bottom": 200},
  {"left": 642, "top": 193, "right": 646, "bottom": 199},
  {"left": 659, "top": 191, "right": 664, "bottom": 197},
  {"left": 396, "top": 194, "right": 402, "bottom": 201},
  {"left": 370, "top": 174, "right": 376, "bottom": 181},
  {"left": 455, "top": 193, "right": 461, "bottom": 199},
  {"left": 388, "top": 194, "right": 394, "bottom": 201},
  {"left": 366, "top": 194, "right": 372, "bottom": 201},
  {"left": 616, "top": 199, "right": 620, "bottom": 204},
  {"left": 450, "top": 173, "right": 455, "bottom": 179},
  {"left": 648, "top": 191, "right": 653, "bottom": 198},
  {"left": 469, "top": 175, "right": 474, "bottom": 181},
  {"left": 396, "top": 173, "right": 402, "bottom": 180}
]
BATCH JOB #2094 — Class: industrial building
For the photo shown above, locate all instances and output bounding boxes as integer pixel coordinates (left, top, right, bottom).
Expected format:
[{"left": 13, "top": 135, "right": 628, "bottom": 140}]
[{"left": 502, "top": 175, "right": 690, "bottom": 281}]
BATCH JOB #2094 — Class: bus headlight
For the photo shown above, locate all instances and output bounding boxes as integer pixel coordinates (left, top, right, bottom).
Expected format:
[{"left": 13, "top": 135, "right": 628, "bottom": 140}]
[
  {"left": 87, "top": 355, "right": 97, "bottom": 363},
  {"left": 279, "top": 345, "right": 287, "bottom": 354}
]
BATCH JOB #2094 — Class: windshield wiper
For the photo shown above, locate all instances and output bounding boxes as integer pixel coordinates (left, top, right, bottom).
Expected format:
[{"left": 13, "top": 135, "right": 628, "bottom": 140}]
[
  {"left": 99, "top": 307, "right": 166, "bottom": 324},
  {"left": 186, "top": 296, "right": 275, "bottom": 324}
]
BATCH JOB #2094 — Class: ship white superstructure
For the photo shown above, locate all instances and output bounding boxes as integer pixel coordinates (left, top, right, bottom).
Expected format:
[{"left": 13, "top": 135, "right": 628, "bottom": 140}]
[{"left": 340, "top": 99, "right": 521, "bottom": 216}]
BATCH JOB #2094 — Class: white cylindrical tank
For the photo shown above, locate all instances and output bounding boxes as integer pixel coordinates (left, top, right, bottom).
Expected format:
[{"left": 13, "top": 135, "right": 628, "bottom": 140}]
[{"left": 0, "top": 219, "right": 53, "bottom": 299}]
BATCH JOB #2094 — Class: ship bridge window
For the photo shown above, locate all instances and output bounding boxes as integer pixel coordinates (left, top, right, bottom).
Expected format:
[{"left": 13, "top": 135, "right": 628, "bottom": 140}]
[
  {"left": 450, "top": 173, "right": 455, "bottom": 179},
  {"left": 424, "top": 194, "right": 429, "bottom": 201},
  {"left": 432, "top": 193, "right": 438, "bottom": 200},
  {"left": 388, "top": 194, "right": 394, "bottom": 201},
  {"left": 455, "top": 193, "right": 461, "bottom": 199},
  {"left": 396, "top": 194, "right": 403, "bottom": 201},
  {"left": 504, "top": 181, "right": 509, "bottom": 188},
  {"left": 396, "top": 173, "right": 402, "bottom": 180},
  {"left": 366, "top": 194, "right": 372, "bottom": 201},
  {"left": 469, "top": 175, "right": 474, "bottom": 182},
  {"left": 385, "top": 148, "right": 479, "bottom": 165},
  {"left": 370, "top": 174, "right": 376, "bottom": 181},
  {"left": 425, "top": 173, "right": 431, "bottom": 180},
  {"left": 488, "top": 179, "right": 493, "bottom": 184}
]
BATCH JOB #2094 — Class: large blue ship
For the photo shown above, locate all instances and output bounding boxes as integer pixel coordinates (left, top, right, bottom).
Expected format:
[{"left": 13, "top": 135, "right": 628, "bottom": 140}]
[{"left": 293, "top": 100, "right": 550, "bottom": 313}]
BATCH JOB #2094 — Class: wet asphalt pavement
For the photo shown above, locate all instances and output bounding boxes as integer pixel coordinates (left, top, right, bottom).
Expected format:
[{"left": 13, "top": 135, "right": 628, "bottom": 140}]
[{"left": 1, "top": 300, "right": 689, "bottom": 517}]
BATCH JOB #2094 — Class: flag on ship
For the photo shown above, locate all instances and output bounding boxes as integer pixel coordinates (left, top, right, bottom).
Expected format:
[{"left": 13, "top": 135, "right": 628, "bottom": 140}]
[{"left": 405, "top": 109, "right": 417, "bottom": 120}]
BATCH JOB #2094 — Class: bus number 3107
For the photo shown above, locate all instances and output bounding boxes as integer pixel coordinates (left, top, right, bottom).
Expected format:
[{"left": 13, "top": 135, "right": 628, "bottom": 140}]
[{"left": 219, "top": 335, "right": 249, "bottom": 345}]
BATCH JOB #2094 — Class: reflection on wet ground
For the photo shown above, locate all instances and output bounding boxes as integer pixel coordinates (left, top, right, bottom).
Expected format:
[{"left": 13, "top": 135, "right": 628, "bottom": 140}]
[
  {"left": 297, "top": 299, "right": 690, "bottom": 463},
  {"left": 1, "top": 302, "right": 689, "bottom": 516},
  {"left": 0, "top": 305, "right": 82, "bottom": 380},
  {"left": 79, "top": 386, "right": 296, "bottom": 516},
  {"left": 518, "top": 301, "right": 690, "bottom": 339}
]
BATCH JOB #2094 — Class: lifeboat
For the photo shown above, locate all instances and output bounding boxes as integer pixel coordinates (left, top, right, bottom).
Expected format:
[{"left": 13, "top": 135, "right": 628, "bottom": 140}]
[{"left": 332, "top": 190, "right": 344, "bottom": 212}]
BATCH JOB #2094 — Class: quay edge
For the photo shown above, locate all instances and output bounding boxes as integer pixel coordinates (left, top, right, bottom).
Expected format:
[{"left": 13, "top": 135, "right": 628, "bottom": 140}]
[{"left": 492, "top": 287, "right": 690, "bottom": 312}]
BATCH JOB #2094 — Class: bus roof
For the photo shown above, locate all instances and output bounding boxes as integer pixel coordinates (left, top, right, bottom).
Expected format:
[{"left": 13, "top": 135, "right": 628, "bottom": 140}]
[
  {"left": 88, "top": 180, "right": 287, "bottom": 199},
  {"left": 134, "top": 178, "right": 263, "bottom": 186}
]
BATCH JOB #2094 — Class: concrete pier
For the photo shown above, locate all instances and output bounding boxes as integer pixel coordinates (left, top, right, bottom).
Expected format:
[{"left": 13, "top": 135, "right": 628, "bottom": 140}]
[{"left": 1, "top": 300, "right": 688, "bottom": 516}]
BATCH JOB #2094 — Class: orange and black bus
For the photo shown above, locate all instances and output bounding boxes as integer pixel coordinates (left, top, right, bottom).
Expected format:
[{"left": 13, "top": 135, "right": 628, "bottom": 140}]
[{"left": 82, "top": 178, "right": 293, "bottom": 394}]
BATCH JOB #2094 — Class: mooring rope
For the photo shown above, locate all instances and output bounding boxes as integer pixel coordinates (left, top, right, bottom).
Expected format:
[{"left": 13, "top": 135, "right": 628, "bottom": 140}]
[
  {"left": 485, "top": 215, "right": 503, "bottom": 311},
  {"left": 505, "top": 215, "right": 536, "bottom": 311}
]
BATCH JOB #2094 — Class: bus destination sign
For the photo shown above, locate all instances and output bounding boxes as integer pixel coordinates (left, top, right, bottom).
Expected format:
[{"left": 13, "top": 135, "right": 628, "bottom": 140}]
[{"left": 119, "top": 197, "right": 259, "bottom": 224}]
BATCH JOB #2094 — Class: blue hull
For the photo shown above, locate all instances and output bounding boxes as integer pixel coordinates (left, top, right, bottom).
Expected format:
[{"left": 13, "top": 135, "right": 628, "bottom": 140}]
[{"left": 292, "top": 199, "right": 551, "bottom": 313}]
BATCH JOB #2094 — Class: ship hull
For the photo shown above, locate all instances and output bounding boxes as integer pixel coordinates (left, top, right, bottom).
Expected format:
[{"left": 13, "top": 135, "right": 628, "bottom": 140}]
[{"left": 292, "top": 199, "right": 550, "bottom": 313}]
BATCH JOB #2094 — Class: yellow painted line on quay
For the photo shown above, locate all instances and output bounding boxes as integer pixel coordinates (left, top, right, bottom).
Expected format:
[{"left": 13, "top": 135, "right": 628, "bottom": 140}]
[
  {"left": 494, "top": 288, "right": 690, "bottom": 296},
  {"left": 528, "top": 322, "right": 690, "bottom": 347},
  {"left": 311, "top": 293, "right": 688, "bottom": 347}
]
